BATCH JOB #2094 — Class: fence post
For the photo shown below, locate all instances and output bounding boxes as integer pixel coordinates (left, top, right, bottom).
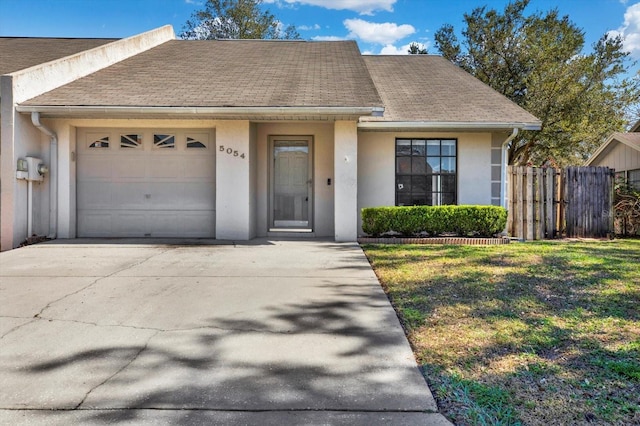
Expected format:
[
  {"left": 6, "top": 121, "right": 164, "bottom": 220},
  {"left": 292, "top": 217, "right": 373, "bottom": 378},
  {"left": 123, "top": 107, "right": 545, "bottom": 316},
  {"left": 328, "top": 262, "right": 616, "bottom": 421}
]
[
  {"left": 526, "top": 167, "right": 534, "bottom": 240},
  {"left": 517, "top": 167, "right": 524, "bottom": 239},
  {"left": 545, "top": 168, "right": 555, "bottom": 238},
  {"left": 536, "top": 168, "right": 544, "bottom": 240},
  {"left": 507, "top": 166, "right": 514, "bottom": 236},
  {"left": 608, "top": 168, "right": 615, "bottom": 236}
]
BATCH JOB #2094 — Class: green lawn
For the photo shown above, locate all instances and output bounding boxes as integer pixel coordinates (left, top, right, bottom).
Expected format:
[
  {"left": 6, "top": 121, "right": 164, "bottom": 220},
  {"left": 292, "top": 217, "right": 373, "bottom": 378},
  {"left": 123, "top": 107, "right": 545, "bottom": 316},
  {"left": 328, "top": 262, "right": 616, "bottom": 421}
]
[{"left": 362, "top": 240, "right": 640, "bottom": 426}]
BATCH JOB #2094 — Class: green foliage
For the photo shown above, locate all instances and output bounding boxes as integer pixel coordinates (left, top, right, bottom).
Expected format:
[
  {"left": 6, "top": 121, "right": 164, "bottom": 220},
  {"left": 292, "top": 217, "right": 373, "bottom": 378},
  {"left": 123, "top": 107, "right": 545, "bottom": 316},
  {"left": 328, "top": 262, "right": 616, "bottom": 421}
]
[
  {"left": 181, "top": 0, "right": 300, "bottom": 40},
  {"left": 614, "top": 179, "right": 640, "bottom": 236},
  {"left": 434, "top": 0, "right": 639, "bottom": 167},
  {"left": 407, "top": 42, "right": 428, "bottom": 54},
  {"left": 361, "top": 205, "right": 507, "bottom": 237}
]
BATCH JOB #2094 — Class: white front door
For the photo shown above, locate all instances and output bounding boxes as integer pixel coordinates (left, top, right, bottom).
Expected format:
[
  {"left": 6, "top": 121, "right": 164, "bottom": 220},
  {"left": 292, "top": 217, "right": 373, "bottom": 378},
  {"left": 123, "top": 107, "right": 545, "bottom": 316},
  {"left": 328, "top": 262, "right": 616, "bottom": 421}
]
[{"left": 270, "top": 136, "right": 313, "bottom": 229}]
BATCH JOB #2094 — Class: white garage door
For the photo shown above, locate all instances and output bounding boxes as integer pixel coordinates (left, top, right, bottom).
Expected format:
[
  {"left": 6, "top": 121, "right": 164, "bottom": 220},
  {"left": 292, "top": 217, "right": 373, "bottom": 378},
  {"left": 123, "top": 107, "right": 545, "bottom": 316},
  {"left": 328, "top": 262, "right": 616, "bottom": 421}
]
[{"left": 77, "top": 128, "right": 215, "bottom": 238}]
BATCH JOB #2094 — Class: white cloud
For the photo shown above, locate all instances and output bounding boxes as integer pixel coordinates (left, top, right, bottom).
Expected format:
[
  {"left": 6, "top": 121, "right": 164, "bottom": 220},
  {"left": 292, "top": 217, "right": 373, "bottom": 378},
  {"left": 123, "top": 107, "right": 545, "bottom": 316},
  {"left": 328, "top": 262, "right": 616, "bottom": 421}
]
[
  {"left": 609, "top": 2, "right": 640, "bottom": 58},
  {"left": 312, "top": 35, "right": 346, "bottom": 41},
  {"left": 344, "top": 18, "right": 415, "bottom": 44},
  {"left": 299, "top": 24, "right": 321, "bottom": 31},
  {"left": 379, "top": 41, "right": 429, "bottom": 55},
  {"left": 264, "top": 0, "right": 396, "bottom": 15}
]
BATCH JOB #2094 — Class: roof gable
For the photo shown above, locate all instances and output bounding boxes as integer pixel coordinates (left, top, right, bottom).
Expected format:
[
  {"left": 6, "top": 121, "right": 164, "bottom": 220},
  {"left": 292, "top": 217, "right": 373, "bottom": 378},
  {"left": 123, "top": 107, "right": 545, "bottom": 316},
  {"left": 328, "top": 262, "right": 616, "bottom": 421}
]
[{"left": 586, "top": 132, "right": 640, "bottom": 165}]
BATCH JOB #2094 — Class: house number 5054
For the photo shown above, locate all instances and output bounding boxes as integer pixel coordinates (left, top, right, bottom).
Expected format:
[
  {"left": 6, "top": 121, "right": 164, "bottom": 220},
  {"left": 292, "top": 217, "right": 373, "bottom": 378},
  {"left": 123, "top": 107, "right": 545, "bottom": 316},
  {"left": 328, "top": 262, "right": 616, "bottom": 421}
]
[{"left": 219, "top": 145, "right": 245, "bottom": 159}]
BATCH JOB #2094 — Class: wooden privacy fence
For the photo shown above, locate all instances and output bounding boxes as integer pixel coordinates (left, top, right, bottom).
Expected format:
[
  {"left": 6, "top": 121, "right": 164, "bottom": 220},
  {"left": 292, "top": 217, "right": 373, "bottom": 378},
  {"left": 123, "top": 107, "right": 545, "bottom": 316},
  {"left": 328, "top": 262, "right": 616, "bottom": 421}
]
[{"left": 507, "top": 166, "right": 614, "bottom": 240}]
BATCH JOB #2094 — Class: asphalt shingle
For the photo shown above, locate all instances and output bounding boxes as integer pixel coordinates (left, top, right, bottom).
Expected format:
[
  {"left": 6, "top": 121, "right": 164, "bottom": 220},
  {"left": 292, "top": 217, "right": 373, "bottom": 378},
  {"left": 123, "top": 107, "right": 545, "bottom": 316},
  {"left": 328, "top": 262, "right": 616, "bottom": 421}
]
[
  {"left": 362, "top": 55, "right": 540, "bottom": 124},
  {"left": 22, "top": 39, "right": 383, "bottom": 108},
  {"left": 0, "top": 37, "right": 117, "bottom": 75}
]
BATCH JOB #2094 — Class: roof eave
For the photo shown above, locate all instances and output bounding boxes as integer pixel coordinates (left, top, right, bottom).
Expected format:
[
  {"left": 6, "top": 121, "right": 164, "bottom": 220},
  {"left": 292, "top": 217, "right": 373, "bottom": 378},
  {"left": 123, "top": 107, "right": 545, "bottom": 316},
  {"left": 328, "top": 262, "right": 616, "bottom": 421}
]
[
  {"left": 16, "top": 105, "right": 385, "bottom": 118},
  {"left": 357, "top": 121, "right": 542, "bottom": 131},
  {"left": 585, "top": 134, "right": 616, "bottom": 166}
]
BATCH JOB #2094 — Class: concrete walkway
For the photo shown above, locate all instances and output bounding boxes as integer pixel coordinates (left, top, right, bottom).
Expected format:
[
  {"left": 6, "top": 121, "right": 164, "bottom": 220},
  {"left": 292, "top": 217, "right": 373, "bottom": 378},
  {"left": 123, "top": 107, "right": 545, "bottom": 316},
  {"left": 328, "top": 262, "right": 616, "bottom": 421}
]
[{"left": 0, "top": 239, "right": 451, "bottom": 425}]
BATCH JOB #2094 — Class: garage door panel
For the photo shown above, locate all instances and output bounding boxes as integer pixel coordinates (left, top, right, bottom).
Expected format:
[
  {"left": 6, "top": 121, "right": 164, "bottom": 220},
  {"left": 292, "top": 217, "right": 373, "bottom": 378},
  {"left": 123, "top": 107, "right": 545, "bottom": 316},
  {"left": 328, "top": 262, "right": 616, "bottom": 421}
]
[
  {"left": 185, "top": 157, "right": 215, "bottom": 179},
  {"left": 115, "top": 213, "right": 147, "bottom": 236},
  {"left": 180, "top": 212, "right": 216, "bottom": 237},
  {"left": 177, "top": 183, "right": 216, "bottom": 209},
  {"left": 77, "top": 213, "right": 113, "bottom": 237},
  {"left": 77, "top": 129, "right": 215, "bottom": 238},
  {"left": 78, "top": 182, "right": 113, "bottom": 210},
  {"left": 148, "top": 182, "right": 185, "bottom": 208},
  {"left": 148, "top": 212, "right": 181, "bottom": 237},
  {"left": 114, "top": 157, "right": 146, "bottom": 179},
  {"left": 78, "top": 156, "right": 112, "bottom": 179},
  {"left": 149, "top": 157, "right": 183, "bottom": 178},
  {"left": 113, "top": 183, "right": 148, "bottom": 208}
]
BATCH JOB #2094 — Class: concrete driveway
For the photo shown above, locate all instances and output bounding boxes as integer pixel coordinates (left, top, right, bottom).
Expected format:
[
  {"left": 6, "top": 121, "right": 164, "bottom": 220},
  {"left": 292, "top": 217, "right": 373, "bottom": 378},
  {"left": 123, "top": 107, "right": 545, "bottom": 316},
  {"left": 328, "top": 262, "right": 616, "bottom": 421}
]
[{"left": 0, "top": 239, "right": 450, "bottom": 425}]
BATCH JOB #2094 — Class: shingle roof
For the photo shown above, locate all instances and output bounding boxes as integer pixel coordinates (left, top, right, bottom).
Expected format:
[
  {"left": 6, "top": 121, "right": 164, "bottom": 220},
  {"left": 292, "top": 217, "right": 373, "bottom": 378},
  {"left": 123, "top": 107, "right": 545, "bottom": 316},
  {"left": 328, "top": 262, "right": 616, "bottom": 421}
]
[
  {"left": 0, "top": 37, "right": 116, "bottom": 75},
  {"left": 611, "top": 132, "right": 640, "bottom": 150},
  {"left": 22, "top": 39, "right": 383, "bottom": 108},
  {"left": 362, "top": 55, "right": 540, "bottom": 124}
]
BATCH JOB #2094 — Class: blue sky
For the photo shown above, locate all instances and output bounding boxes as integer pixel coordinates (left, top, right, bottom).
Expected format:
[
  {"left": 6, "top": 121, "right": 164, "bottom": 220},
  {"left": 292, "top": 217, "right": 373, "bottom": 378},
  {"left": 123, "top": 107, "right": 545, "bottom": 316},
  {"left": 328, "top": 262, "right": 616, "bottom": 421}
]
[{"left": 2, "top": 0, "right": 640, "bottom": 69}]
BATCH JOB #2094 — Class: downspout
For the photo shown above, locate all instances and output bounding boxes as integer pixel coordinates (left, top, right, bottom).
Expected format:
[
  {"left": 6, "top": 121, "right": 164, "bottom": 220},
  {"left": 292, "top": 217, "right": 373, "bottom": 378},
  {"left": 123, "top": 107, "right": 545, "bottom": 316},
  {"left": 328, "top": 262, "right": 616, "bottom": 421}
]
[
  {"left": 31, "top": 112, "right": 57, "bottom": 239},
  {"left": 500, "top": 128, "right": 519, "bottom": 209}
]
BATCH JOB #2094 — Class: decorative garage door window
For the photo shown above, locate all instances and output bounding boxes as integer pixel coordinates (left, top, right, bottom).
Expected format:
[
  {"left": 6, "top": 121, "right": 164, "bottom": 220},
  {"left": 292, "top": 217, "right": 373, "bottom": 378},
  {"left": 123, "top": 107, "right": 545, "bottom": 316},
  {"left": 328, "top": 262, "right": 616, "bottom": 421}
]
[
  {"left": 89, "top": 136, "right": 109, "bottom": 148},
  {"left": 154, "top": 134, "right": 175, "bottom": 149},
  {"left": 120, "top": 134, "right": 142, "bottom": 149},
  {"left": 395, "top": 138, "right": 457, "bottom": 206},
  {"left": 187, "top": 136, "right": 207, "bottom": 149}
]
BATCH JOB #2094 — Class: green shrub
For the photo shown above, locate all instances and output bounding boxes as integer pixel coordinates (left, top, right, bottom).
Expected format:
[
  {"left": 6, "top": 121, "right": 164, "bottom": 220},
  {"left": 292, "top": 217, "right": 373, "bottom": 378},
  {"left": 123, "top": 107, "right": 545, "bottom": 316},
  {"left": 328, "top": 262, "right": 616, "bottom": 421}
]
[{"left": 361, "top": 205, "right": 507, "bottom": 237}]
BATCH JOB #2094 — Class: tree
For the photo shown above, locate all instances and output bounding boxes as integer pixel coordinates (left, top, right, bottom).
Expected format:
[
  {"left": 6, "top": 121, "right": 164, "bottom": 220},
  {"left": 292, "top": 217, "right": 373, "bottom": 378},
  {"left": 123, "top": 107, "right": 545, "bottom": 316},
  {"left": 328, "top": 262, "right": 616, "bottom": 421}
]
[
  {"left": 434, "top": 0, "right": 639, "bottom": 166},
  {"left": 181, "top": 0, "right": 300, "bottom": 40},
  {"left": 408, "top": 42, "right": 428, "bottom": 54}
]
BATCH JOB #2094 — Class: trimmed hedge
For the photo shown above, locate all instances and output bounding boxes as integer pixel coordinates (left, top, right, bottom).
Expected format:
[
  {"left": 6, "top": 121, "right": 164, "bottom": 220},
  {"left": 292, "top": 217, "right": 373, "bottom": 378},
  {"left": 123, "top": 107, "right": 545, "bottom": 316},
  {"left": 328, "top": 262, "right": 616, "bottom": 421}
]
[{"left": 361, "top": 205, "right": 507, "bottom": 237}]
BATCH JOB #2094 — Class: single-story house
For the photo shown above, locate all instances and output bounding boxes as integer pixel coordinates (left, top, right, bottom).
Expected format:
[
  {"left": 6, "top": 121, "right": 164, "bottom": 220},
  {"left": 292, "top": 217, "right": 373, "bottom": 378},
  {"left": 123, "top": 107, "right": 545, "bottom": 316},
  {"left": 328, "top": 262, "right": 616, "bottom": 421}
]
[
  {"left": 586, "top": 122, "right": 640, "bottom": 190},
  {"left": 1, "top": 25, "right": 541, "bottom": 251}
]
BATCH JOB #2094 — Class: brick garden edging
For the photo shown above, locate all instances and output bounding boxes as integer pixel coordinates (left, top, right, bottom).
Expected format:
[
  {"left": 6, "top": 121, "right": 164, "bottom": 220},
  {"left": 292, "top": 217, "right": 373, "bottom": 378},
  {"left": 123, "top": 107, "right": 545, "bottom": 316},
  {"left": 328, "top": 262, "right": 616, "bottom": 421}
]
[{"left": 358, "top": 237, "right": 510, "bottom": 245}]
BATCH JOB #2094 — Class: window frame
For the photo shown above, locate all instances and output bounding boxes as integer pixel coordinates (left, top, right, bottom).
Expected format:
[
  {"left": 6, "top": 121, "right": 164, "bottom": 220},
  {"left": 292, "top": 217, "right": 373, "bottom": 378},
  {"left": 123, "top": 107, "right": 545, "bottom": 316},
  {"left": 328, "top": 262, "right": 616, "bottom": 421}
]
[
  {"left": 395, "top": 138, "right": 458, "bottom": 206},
  {"left": 628, "top": 168, "right": 640, "bottom": 191}
]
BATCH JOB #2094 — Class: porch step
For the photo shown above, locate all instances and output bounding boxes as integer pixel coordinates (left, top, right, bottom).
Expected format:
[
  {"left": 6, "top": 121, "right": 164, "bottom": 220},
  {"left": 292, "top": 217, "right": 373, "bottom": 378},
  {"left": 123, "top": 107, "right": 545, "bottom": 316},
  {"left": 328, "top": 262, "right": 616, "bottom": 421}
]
[{"left": 267, "top": 229, "right": 316, "bottom": 238}]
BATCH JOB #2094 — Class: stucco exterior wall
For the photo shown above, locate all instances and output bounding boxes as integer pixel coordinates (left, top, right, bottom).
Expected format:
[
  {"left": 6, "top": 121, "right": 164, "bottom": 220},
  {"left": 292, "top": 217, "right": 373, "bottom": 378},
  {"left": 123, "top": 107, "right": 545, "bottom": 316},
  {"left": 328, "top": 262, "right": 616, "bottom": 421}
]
[
  {"left": 1, "top": 102, "right": 50, "bottom": 249},
  {"left": 255, "top": 122, "right": 335, "bottom": 237},
  {"left": 334, "top": 121, "right": 359, "bottom": 241},
  {"left": 249, "top": 123, "right": 258, "bottom": 239},
  {"left": 593, "top": 142, "right": 640, "bottom": 172},
  {"left": 357, "top": 131, "right": 493, "bottom": 234}
]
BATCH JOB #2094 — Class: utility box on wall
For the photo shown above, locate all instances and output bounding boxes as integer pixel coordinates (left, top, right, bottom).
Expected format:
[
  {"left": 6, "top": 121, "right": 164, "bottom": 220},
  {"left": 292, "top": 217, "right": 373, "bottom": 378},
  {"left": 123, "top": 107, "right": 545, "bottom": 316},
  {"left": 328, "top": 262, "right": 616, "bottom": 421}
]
[{"left": 17, "top": 157, "right": 48, "bottom": 182}]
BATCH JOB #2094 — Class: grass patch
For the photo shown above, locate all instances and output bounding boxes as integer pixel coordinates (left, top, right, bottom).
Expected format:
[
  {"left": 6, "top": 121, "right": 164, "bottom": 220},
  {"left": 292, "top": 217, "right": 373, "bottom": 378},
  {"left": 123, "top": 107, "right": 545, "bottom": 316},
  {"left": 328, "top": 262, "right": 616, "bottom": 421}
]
[{"left": 363, "top": 240, "right": 640, "bottom": 425}]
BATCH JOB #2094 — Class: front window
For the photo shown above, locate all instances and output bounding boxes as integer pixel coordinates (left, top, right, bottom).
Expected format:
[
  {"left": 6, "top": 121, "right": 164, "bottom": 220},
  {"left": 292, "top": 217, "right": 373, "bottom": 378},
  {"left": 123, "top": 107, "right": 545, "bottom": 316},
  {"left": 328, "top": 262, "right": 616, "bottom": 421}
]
[
  {"left": 396, "top": 138, "right": 457, "bottom": 206},
  {"left": 629, "top": 169, "right": 640, "bottom": 191}
]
